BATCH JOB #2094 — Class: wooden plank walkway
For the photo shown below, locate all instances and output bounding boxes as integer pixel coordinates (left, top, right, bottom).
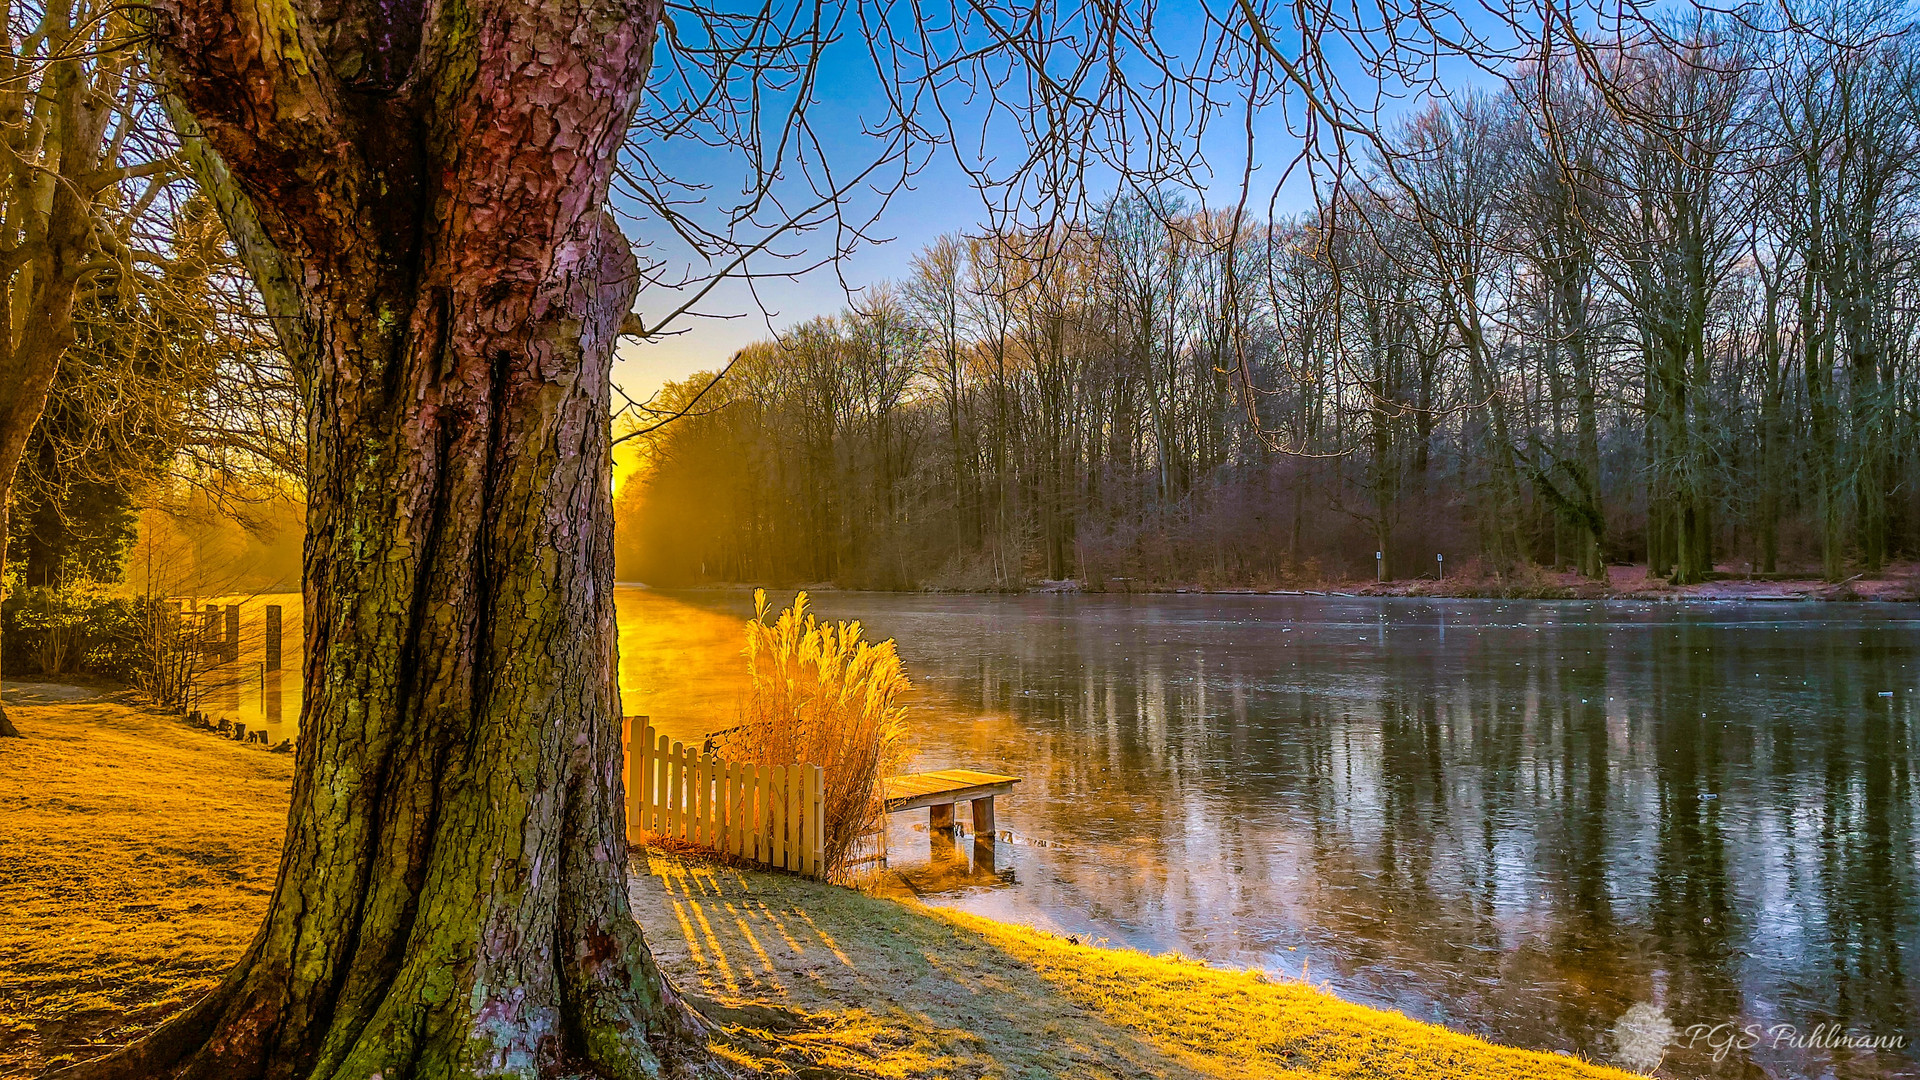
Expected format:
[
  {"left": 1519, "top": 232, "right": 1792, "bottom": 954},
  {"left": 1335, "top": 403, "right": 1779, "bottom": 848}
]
[
  {"left": 881, "top": 769, "right": 1019, "bottom": 838},
  {"left": 882, "top": 769, "right": 1019, "bottom": 811}
]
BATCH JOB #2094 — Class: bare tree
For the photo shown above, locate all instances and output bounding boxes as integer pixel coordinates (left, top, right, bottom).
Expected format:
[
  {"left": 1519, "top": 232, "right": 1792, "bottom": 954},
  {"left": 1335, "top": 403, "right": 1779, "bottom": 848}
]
[{"left": 623, "top": 12, "right": 1920, "bottom": 593}]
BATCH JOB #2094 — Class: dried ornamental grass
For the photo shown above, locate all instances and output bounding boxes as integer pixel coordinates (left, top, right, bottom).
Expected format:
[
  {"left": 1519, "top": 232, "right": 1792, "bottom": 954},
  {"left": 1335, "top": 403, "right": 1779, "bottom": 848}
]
[{"left": 722, "top": 590, "right": 908, "bottom": 880}]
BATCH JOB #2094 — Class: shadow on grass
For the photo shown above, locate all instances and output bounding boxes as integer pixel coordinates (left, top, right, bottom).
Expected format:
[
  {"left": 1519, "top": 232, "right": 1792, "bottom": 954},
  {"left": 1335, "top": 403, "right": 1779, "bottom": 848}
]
[
  {"left": 637, "top": 851, "right": 1208, "bottom": 1079},
  {"left": 632, "top": 850, "right": 1636, "bottom": 1080}
]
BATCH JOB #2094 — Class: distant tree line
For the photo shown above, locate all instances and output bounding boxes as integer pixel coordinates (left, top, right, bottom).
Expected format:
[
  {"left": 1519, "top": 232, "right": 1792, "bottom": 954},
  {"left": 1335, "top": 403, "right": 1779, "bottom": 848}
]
[{"left": 625, "top": 19, "right": 1920, "bottom": 590}]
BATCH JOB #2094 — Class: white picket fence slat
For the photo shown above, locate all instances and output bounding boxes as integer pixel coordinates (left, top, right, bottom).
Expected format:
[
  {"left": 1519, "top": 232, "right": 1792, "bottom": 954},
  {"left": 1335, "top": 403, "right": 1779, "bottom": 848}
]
[{"left": 623, "top": 718, "right": 826, "bottom": 880}]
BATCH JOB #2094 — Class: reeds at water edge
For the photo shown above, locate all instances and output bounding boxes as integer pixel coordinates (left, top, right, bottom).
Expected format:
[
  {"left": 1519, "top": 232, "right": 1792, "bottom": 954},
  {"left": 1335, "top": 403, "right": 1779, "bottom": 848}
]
[{"left": 715, "top": 589, "right": 909, "bottom": 881}]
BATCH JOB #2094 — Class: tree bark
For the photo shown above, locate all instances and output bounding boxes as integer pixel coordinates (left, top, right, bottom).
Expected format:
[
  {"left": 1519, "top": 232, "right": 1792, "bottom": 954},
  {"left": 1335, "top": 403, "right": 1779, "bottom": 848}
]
[{"left": 55, "top": 0, "right": 723, "bottom": 1076}]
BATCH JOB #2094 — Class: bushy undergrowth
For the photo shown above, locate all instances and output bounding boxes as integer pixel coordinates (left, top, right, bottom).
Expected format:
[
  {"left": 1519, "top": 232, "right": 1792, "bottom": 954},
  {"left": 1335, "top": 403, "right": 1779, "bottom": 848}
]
[
  {"left": 716, "top": 590, "right": 909, "bottom": 881},
  {"left": 1, "top": 583, "right": 145, "bottom": 680},
  {"left": 2, "top": 580, "right": 213, "bottom": 707}
]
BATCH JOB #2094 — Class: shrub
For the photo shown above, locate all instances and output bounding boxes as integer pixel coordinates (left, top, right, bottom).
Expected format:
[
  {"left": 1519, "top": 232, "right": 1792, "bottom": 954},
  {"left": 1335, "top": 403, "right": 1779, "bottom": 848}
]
[
  {"left": 130, "top": 599, "right": 205, "bottom": 709},
  {"left": 719, "top": 590, "right": 909, "bottom": 881},
  {"left": 1, "top": 581, "right": 144, "bottom": 680}
]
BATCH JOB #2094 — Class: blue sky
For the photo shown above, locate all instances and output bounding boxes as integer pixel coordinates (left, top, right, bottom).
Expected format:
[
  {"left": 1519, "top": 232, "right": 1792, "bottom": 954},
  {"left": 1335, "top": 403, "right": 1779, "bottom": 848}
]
[{"left": 606, "top": 0, "right": 1504, "bottom": 407}]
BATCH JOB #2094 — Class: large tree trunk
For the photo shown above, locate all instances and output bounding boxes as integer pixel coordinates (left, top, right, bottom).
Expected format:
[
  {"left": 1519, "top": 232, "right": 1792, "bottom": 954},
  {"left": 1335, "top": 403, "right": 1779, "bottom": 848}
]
[{"left": 58, "top": 0, "right": 722, "bottom": 1076}]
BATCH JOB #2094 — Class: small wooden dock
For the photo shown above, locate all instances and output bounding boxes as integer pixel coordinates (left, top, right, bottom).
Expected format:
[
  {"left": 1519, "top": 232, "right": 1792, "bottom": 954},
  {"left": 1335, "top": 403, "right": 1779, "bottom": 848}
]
[{"left": 881, "top": 768, "right": 1019, "bottom": 837}]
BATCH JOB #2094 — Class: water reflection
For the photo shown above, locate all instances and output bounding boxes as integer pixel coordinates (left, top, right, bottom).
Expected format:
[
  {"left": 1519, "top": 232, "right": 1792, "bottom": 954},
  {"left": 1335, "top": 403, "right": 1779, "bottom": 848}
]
[
  {"left": 184, "top": 592, "right": 303, "bottom": 744},
  {"left": 883, "top": 825, "right": 1016, "bottom": 896},
  {"left": 637, "top": 589, "right": 1920, "bottom": 1079}
]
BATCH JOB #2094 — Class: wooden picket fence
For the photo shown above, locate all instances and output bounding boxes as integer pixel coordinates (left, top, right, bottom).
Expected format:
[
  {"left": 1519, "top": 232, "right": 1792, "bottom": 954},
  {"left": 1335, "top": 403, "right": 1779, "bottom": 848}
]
[{"left": 624, "top": 719, "right": 826, "bottom": 880}]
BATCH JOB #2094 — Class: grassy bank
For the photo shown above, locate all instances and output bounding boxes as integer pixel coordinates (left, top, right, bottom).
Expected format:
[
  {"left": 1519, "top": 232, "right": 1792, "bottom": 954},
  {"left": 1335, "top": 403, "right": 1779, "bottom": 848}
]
[
  {"left": 3, "top": 695, "right": 1637, "bottom": 1079},
  {"left": 0, "top": 689, "right": 291, "bottom": 1079}
]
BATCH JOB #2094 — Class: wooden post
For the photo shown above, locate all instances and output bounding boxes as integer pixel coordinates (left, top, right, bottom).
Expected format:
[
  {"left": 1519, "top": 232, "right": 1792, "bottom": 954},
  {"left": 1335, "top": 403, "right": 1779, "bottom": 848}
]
[
  {"left": 696, "top": 755, "right": 710, "bottom": 849},
  {"left": 798, "top": 765, "right": 814, "bottom": 877},
  {"left": 623, "top": 718, "right": 642, "bottom": 845},
  {"left": 666, "top": 741, "right": 683, "bottom": 842},
  {"left": 769, "top": 765, "right": 787, "bottom": 869},
  {"left": 716, "top": 760, "right": 731, "bottom": 852},
  {"left": 707, "top": 754, "right": 719, "bottom": 849},
  {"left": 687, "top": 746, "right": 700, "bottom": 844},
  {"left": 712, "top": 757, "right": 726, "bottom": 852},
  {"left": 753, "top": 764, "right": 770, "bottom": 862},
  {"left": 787, "top": 764, "right": 802, "bottom": 873},
  {"left": 742, "top": 765, "right": 755, "bottom": 861},
  {"left": 775, "top": 764, "right": 788, "bottom": 870},
  {"left": 725, "top": 760, "right": 741, "bottom": 853},
  {"left": 729, "top": 757, "right": 744, "bottom": 857},
  {"left": 653, "top": 734, "right": 669, "bottom": 837},
  {"left": 680, "top": 744, "right": 696, "bottom": 842},
  {"left": 971, "top": 796, "right": 996, "bottom": 843},
  {"left": 809, "top": 764, "right": 825, "bottom": 878},
  {"left": 930, "top": 802, "right": 957, "bottom": 860},
  {"left": 689, "top": 752, "right": 703, "bottom": 847},
  {"left": 708, "top": 756, "right": 721, "bottom": 850},
  {"left": 634, "top": 719, "right": 652, "bottom": 836},
  {"left": 716, "top": 759, "right": 730, "bottom": 852},
  {"left": 622, "top": 718, "right": 636, "bottom": 844},
  {"left": 265, "top": 605, "right": 283, "bottom": 670},
  {"left": 698, "top": 754, "right": 714, "bottom": 849}
]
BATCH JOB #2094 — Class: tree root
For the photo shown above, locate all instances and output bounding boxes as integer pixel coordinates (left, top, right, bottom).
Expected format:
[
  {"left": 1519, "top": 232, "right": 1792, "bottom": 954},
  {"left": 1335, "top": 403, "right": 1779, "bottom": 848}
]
[
  {"left": 677, "top": 995, "right": 891, "bottom": 1080},
  {"left": 45, "top": 967, "right": 760, "bottom": 1080}
]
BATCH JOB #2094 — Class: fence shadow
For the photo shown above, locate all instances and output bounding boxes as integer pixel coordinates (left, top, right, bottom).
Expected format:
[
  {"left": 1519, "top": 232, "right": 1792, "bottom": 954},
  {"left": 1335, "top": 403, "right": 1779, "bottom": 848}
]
[{"left": 631, "top": 849, "right": 1216, "bottom": 1079}]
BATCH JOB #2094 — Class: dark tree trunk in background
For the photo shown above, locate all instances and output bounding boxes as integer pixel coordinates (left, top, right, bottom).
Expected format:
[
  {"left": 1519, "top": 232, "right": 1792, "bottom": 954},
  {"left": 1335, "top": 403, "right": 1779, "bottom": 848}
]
[
  {"left": 0, "top": 500, "right": 21, "bottom": 736},
  {"left": 2, "top": 393, "right": 60, "bottom": 737},
  {"left": 1755, "top": 268, "right": 1785, "bottom": 575},
  {"left": 58, "top": 0, "right": 718, "bottom": 1076}
]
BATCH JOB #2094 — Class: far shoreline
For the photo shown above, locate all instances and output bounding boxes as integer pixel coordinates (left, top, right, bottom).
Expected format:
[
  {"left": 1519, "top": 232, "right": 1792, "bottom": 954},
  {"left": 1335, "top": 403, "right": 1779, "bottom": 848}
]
[{"left": 627, "top": 561, "right": 1920, "bottom": 605}]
